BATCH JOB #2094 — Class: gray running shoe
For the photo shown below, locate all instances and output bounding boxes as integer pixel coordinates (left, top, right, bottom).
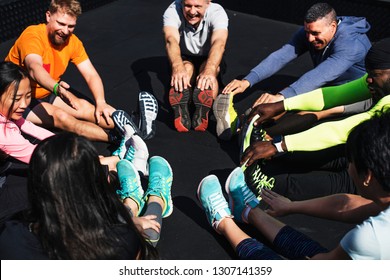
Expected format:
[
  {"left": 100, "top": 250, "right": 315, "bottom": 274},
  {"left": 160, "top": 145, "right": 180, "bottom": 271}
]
[{"left": 213, "top": 93, "right": 238, "bottom": 140}]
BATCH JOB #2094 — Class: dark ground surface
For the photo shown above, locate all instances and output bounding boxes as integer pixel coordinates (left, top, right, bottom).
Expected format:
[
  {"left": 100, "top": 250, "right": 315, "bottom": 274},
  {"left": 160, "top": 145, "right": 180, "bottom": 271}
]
[{"left": 0, "top": 0, "right": 355, "bottom": 260}]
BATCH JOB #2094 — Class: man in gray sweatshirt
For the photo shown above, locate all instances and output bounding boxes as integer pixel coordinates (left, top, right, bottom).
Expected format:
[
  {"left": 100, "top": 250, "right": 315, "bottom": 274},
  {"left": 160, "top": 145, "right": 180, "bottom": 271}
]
[{"left": 215, "top": 3, "right": 371, "bottom": 140}]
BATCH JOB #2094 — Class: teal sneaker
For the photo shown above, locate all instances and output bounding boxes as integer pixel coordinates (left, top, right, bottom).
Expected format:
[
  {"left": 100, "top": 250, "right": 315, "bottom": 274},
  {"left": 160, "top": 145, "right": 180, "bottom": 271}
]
[
  {"left": 225, "top": 167, "right": 259, "bottom": 223},
  {"left": 197, "top": 175, "right": 233, "bottom": 232},
  {"left": 144, "top": 156, "right": 173, "bottom": 218},
  {"left": 112, "top": 124, "right": 136, "bottom": 159},
  {"left": 116, "top": 159, "right": 145, "bottom": 215},
  {"left": 213, "top": 93, "right": 238, "bottom": 140}
]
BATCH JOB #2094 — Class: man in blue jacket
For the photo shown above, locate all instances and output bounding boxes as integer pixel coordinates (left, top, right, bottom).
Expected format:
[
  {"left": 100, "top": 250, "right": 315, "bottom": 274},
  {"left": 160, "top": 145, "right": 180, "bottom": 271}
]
[{"left": 215, "top": 3, "right": 371, "bottom": 140}]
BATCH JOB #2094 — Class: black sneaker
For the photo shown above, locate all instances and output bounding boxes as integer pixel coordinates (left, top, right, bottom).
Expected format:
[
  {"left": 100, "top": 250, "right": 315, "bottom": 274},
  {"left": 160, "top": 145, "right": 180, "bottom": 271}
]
[
  {"left": 169, "top": 87, "right": 191, "bottom": 132},
  {"left": 192, "top": 88, "right": 213, "bottom": 131},
  {"left": 239, "top": 114, "right": 274, "bottom": 199},
  {"left": 138, "top": 91, "right": 158, "bottom": 140},
  {"left": 244, "top": 162, "right": 275, "bottom": 201},
  {"left": 112, "top": 110, "right": 141, "bottom": 137},
  {"left": 108, "top": 128, "right": 122, "bottom": 145}
]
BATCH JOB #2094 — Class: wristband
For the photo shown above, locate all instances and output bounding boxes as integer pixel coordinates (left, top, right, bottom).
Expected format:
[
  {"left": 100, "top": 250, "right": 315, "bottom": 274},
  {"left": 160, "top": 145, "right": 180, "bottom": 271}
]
[
  {"left": 272, "top": 135, "right": 284, "bottom": 153},
  {"left": 53, "top": 83, "right": 60, "bottom": 96}
]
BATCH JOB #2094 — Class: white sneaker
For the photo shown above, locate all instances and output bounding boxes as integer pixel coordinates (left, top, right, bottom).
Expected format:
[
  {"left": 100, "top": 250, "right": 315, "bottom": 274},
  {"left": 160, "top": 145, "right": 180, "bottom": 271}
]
[{"left": 125, "top": 134, "right": 149, "bottom": 177}]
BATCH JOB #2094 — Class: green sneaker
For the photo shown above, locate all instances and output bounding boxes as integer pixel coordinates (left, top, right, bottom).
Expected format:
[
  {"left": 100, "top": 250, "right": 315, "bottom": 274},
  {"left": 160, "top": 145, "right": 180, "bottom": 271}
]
[
  {"left": 144, "top": 156, "right": 173, "bottom": 218},
  {"left": 240, "top": 114, "right": 266, "bottom": 166},
  {"left": 244, "top": 163, "right": 275, "bottom": 200},
  {"left": 240, "top": 114, "right": 274, "bottom": 199},
  {"left": 213, "top": 93, "right": 238, "bottom": 140},
  {"left": 197, "top": 175, "right": 233, "bottom": 232},
  {"left": 225, "top": 167, "right": 259, "bottom": 223},
  {"left": 116, "top": 159, "right": 145, "bottom": 215}
]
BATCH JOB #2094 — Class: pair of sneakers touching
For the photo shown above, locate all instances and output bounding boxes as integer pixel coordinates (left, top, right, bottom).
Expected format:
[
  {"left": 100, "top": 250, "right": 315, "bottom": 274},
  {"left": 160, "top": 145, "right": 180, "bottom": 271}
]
[{"left": 111, "top": 92, "right": 173, "bottom": 246}]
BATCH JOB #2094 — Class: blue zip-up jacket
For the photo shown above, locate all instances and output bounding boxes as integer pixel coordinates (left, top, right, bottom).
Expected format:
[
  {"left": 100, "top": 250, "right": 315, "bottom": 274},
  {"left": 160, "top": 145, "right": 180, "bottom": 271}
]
[{"left": 244, "top": 16, "right": 371, "bottom": 98}]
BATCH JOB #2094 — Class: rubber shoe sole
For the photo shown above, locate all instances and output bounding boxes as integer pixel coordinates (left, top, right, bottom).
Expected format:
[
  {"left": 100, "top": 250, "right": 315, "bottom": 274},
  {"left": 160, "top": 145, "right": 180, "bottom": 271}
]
[
  {"left": 169, "top": 88, "right": 191, "bottom": 132},
  {"left": 192, "top": 88, "right": 213, "bottom": 131},
  {"left": 112, "top": 110, "right": 141, "bottom": 137},
  {"left": 213, "top": 93, "right": 238, "bottom": 140},
  {"left": 139, "top": 91, "right": 158, "bottom": 140}
]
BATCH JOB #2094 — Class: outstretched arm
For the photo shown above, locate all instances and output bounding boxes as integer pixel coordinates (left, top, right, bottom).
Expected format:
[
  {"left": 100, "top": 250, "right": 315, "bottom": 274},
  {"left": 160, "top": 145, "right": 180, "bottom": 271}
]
[
  {"left": 247, "top": 75, "right": 370, "bottom": 126},
  {"left": 280, "top": 44, "right": 369, "bottom": 98},
  {"left": 261, "top": 189, "right": 381, "bottom": 223},
  {"left": 285, "top": 95, "right": 390, "bottom": 152},
  {"left": 24, "top": 54, "right": 78, "bottom": 110},
  {"left": 196, "top": 28, "right": 228, "bottom": 91},
  {"left": 76, "top": 59, "right": 115, "bottom": 125},
  {"left": 163, "top": 26, "right": 191, "bottom": 92},
  {"left": 243, "top": 94, "right": 390, "bottom": 159}
]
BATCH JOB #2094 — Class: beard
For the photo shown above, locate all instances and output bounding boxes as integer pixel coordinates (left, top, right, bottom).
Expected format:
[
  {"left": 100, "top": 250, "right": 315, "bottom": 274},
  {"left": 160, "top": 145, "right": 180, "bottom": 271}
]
[
  {"left": 48, "top": 31, "right": 69, "bottom": 46},
  {"left": 311, "top": 40, "right": 325, "bottom": 50},
  {"left": 372, "top": 76, "right": 390, "bottom": 104}
]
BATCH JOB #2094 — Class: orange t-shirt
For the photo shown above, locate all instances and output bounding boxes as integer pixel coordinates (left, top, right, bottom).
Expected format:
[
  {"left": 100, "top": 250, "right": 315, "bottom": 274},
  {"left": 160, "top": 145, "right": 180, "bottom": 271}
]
[{"left": 5, "top": 24, "right": 89, "bottom": 99}]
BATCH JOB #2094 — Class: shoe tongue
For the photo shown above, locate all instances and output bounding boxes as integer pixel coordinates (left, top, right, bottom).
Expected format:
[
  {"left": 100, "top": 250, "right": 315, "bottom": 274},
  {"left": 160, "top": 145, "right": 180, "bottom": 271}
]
[
  {"left": 150, "top": 175, "right": 163, "bottom": 189},
  {"left": 124, "top": 124, "right": 135, "bottom": 137}
]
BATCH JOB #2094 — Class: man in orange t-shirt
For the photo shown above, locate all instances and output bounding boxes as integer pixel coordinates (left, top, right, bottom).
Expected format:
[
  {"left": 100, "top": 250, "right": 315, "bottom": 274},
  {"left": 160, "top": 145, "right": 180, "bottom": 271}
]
[{"left": 5, "top": 0, "right": 122, "bottom": 143}]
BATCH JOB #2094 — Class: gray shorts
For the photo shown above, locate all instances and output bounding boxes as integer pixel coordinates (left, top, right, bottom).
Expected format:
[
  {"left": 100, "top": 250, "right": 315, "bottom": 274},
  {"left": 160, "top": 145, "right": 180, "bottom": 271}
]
[{"left": 23, "top": 93, "right": 57, "bottom": 119}]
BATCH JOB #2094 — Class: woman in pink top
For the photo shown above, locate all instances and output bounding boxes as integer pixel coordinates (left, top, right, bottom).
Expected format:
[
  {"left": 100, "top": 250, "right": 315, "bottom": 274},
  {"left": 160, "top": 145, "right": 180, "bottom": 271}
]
[{"left": 0, "top": 61, "right": 54, "bottom": 227}]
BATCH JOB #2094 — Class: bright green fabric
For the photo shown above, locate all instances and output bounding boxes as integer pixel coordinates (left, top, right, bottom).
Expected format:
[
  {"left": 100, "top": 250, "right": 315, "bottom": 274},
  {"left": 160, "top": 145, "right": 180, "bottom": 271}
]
[
  {"left": 285, "top": 95, "right": 390, "bottom": 151},
  {"left": 284, "top": 74, "right": 370, "bottom": 111}
]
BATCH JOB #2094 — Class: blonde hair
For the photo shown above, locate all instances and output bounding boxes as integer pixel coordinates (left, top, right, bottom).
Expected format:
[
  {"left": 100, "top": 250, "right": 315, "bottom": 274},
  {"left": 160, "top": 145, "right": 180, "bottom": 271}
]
[{"left": 49, "top": 0, "right": 82, "bottom": 18}]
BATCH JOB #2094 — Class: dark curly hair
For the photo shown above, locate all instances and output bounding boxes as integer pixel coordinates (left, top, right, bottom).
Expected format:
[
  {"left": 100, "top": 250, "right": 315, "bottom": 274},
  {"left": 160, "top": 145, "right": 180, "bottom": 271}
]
[{"left": 346, "top": 109, "right": 390, "bottom": 192}]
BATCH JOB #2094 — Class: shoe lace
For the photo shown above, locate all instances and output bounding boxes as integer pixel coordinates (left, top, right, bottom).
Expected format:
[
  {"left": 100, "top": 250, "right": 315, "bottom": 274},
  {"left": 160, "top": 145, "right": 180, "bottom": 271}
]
[
  {"left": 250, "top": 165, "right": 275, "bottom": 198},
  {"left": 117, "top": 177, "right": 139, "bottom": 198},
  {"left": 239, "top": 182, "right": 257, "bottom": 204},
  {"left": 124, "top": 146, "right": 135, "bottom": 161},
  {"left": 208, "top": 191, "right": 228, "bottom": 216},
  {"left": 207, "top": 191, "right": 230, "bottom": 231},
  {"left": 148, "top": 174, "right": 169, "bottom": 196}
]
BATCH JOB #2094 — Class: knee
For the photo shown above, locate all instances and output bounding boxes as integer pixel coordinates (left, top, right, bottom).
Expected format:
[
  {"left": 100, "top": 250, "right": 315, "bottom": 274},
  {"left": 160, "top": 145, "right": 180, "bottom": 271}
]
[{"left": 52, "top": 109, "right": 73, "bottom": 126}]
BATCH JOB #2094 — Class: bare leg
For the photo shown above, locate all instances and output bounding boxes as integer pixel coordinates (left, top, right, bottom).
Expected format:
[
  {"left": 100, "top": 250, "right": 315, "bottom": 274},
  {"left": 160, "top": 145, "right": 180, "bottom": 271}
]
[
  {"left": 52, "top": 94, "right": 115, "bottom": 129},
  {"left": 26, "top": 102, "right": 110, "bottom": 142},
  {"left": 247, "top": 207, "right": 285, "bottom": 243},
  {"left": 216, "top": 217, "right": 251, "bottom": 250},
  {"left": 123, "top": 197, "right": 139, "bottom": 216},
  {"left": 99, "top": 155, "right": 120, "bottom": 172},
  {"left": 216, "top": 207, "right": 285, "bottom": 251}
]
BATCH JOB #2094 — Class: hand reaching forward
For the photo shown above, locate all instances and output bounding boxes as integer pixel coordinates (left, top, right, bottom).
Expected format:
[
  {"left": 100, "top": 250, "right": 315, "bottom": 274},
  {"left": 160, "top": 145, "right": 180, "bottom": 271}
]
[
  {"left": 222, "top": 79, "right": 250, "bottom": 95},
  {"left": 261, "top": 188, "right": 293, "bottom": 217}
]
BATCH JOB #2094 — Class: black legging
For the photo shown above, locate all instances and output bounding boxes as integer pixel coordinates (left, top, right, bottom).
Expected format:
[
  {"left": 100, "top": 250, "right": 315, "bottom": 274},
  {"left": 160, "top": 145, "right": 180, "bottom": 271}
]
[
  {"left": 236, "top": 226, "right": 329, "bottom": 260},
  {"left": 0, "top": 161, "right": 29, "bottom": 230}
]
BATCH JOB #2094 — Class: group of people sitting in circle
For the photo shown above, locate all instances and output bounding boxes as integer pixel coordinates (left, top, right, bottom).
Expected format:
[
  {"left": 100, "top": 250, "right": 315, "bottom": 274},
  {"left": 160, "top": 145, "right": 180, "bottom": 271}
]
[{"left": 0, "top": 0, "right": 389, "bottom": 259}]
